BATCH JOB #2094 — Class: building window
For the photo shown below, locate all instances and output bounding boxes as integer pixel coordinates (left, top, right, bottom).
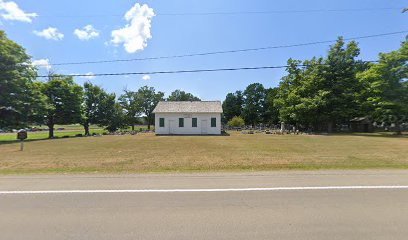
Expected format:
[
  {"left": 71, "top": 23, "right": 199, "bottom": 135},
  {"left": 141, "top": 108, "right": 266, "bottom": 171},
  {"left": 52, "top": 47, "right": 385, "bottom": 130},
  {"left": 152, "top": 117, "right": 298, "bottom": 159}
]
[
  {"left": 192, "top": 118, "right": 197, "bottom": 127},
  {"left": 179, "top": 118, "right": 184, "bottom": 127},
  {"left": 211, "top": 117, "right": 216, "bottom": 127},
  {"left": 159, "top": 118, "right": 165, "bottom": 127}
]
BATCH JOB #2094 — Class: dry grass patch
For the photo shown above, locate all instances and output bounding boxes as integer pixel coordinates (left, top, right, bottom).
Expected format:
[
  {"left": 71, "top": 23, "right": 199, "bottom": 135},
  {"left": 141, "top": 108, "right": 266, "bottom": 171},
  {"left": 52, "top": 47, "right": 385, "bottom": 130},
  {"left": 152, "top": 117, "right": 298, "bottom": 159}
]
[{"left": 0, "top": 132, "right": 407, "bottom": 174}]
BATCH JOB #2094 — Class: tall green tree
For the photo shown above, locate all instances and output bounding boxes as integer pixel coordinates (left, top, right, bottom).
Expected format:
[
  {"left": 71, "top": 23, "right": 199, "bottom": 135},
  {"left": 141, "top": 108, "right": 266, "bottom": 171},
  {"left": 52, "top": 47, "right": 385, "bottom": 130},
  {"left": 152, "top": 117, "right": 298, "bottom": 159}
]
[
  {"left": 167, "top": 89, "right": 201, "bottom": 101},
  {"left": 137, "top": 86, "right": 164, "bottom": 130},
  {"left": 319, "top": 37, "right": 364, "bottom": 132},
  {"left": 243, "top": 83, "right": 266, "bottom": 126},
  {"left": 275, "top": 58, "right": 328, "bottom": 129},
  {"left": 82, "top": 82, "right": 113, "bottom": 135},
  {"left": 0, "top": 30, "right": 44, "bottom": 129},
  {"left": 222, "top": 90, "right": 243, "bottom": 123},
  {"left": 264, "top": 87, "right": 280, "bottom": 125},
  {"left": 357, "top": 38, "right": 408, "bottom": 134},
  {"left": 41, "top": 74, "right": 83, "bottom": 138},
  {"left": 275, "top": 37, "right": 364, "bottom": 132},
  {"left": 118, "top": 89, "right": 142, "bottom": 131},
  {"left": 100, "top": 95, "right": 125, "bottom": 133}
]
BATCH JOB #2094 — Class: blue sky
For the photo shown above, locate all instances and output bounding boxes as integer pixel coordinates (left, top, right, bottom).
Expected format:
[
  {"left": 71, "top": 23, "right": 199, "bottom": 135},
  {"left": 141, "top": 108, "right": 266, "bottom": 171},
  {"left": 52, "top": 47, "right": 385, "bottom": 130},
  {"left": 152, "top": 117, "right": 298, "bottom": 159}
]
[{"left": 1, "top": 0, "right": 406, "bottom": 100}]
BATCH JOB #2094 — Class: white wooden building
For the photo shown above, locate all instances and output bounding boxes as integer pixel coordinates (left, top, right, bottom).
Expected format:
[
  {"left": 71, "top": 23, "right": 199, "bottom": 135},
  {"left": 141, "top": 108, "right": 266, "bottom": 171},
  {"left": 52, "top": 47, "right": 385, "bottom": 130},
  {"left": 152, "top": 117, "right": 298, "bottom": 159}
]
[{"left": 153, "top": 101, "right": 223, "bottom": 135}]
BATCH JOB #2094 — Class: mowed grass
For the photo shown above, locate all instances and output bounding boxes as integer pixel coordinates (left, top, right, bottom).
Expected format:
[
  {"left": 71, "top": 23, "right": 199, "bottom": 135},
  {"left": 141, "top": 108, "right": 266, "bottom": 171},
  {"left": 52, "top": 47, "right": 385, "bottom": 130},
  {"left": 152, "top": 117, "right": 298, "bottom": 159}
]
[
  {"left": 0, "top": 124, "right": 152, "bottom": 143},
  {"left": 1, "top": 131, "right": 408, "bottom": 174},
  {"left": 0, "top": 129, "right": 106, "bottom": 142}
]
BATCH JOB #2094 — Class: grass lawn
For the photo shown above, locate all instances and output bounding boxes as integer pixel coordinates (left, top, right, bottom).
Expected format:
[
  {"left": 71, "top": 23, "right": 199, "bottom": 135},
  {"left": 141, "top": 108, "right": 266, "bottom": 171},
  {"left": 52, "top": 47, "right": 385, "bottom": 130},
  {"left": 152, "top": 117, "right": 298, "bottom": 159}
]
[
  {"left": 0, "top": 124, "right": 152, "bottom": 143},
  {"left": 0, "top": 128, "right": 106, "bottom": 142},
  {"left": 1, "top": 131, "right": 408, "bottom": 174}
]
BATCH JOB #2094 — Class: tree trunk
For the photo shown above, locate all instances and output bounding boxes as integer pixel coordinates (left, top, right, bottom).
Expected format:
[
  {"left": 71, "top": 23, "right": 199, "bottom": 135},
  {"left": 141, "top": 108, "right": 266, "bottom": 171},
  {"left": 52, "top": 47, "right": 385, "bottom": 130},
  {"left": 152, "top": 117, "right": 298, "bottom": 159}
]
[
  {"left": 47, "top": 117, "right": 54, "bottom": 139},
  {"left": 131, "top": 124, "right": 135, "bottom": 131},
  {"left": 84, "top": 122, "right": 90, "bottom": 136},
  {"left": 147, "top": 115, "right": 151, "bottom": 130},
  {"left": 395, "top": 123, "right": 402, "bottom": 135},
  {"left": 327, "top": 121, "right": 334, "bottom": 133}
]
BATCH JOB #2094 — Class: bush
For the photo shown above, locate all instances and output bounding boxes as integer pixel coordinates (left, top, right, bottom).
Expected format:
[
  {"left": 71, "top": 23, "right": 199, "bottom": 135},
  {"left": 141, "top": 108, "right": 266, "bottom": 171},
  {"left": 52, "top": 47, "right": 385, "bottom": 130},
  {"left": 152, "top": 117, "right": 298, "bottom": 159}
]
[{"left": 228, "top": 116, "right": 245, "bottom": 127}]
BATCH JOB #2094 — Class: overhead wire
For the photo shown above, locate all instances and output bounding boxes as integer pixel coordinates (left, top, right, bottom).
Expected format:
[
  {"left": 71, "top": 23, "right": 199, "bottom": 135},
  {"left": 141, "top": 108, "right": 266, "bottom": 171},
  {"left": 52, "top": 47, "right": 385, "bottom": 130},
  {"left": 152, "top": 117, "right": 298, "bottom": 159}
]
[
  {"left": 32, "top": 30, "right": 408, "bottom": 67},
  {"left": 36, "top": 61, "right": 379, "bottom": 78}
]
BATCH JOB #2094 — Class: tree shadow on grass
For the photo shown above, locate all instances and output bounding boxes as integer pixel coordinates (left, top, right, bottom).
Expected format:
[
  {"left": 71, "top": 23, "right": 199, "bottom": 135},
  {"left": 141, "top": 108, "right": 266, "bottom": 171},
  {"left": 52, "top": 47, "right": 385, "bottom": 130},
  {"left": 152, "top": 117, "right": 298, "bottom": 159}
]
[
  {"left": 330, "top": 132, "right": 408, "bottom": 139},
  {"left": 0, "top": 135, "right": 88, "bottom": 145}
]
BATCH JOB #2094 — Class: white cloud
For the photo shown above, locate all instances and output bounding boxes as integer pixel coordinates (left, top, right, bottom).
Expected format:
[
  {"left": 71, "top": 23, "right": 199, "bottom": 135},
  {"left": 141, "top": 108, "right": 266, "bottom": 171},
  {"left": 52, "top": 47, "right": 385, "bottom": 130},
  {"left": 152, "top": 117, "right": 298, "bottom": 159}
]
[
  {"left": 0, "top": 0, "right": 37, "bottom": 23},
  {"left": 32, "top": 58, "right": 51, "bottom": 70},
  {"left": 80, "top": 72, "right": 96, "bottom": 79},
  {"left": 111, "top": 3, "right": 155, "bottom": 53},
  {"left": 74, "top": 25, "right": 99, "bottom": 40},
  {"left": 33, "top": 27, "right": 64, "bottom": 40},
  {"left": 142, "top": 74, "right": 150, "bottom": 80}
]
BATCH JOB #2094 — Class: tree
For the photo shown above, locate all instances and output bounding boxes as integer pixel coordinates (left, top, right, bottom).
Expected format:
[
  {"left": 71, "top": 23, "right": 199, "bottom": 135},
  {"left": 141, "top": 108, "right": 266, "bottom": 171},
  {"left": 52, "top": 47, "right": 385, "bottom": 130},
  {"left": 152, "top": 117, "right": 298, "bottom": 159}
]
[
  {"left": 275, "top": 58, "right": 328, "bottom": 129},
  {"left": 357, "top": 38, "right": 408, "bottom": 134},
  {"left": 82, "top": 82, "right": 114, "bottom": 135},
  {"left": 0, "top": 30, "right": 45, "bottom": 129},
  {"left": 167, "top": 89, "right": 200, "bottom": 101},
  {"left": 243, "top": 83, "right": 266, "bottom": 126},
  {"left": 275, "top": 37, "right": 365, "bottom": 132},
  {"left": 119, "top": 89, "right": 142, "bottom": 131},
  {"left": 137, "top": 86, "right": 164, "bottom": 130},
  {"left": 40, "top": 74, "right": 83, "bottom": 138},
  {"left": 222, "top": 91, "right": 243, "bottom": 123},
  {"left": 319, "top": 37, "right": 364, "bottom": 132},
  {"left": 227, "top": 116, "right": 245, "bottom": 127},
  {"left": 264, "top": 87, "right": 280, "bottom": 125},
  {"left": 274, "top": 59, "right": 303, "bottom": 125},
  {"left": 102, "top": 98, "right": 125, "bottom": 133}
]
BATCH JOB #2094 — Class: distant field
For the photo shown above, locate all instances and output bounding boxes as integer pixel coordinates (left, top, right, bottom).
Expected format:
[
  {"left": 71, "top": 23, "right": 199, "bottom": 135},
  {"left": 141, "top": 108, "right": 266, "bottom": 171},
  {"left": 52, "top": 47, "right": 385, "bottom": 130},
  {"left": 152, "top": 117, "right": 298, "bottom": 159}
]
[
  {"left": 0, "top": 128, "right": 105, "bottom": 142},
  {"left": 0, "top": 124, "right": 151, "bottom": 142},
  {"left": 1, "top": 132, "right": 407, "bottom": 174}
]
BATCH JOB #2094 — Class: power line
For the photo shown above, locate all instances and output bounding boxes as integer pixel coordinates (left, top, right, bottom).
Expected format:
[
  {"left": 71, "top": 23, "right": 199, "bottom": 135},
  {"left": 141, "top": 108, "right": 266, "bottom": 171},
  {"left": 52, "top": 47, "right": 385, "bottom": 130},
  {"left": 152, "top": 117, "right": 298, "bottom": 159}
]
[
  {"left": 36, "top": 61, "right": 378, "bottom": 78},
  {"left": 37, "top": 30, "right": 407, "bottom": 67},
  {"left": 37, "top": 7, "right": 404, "bottom": 18},
  {"left": 157, "top": 7, "right": 404, "bottom": 16}
]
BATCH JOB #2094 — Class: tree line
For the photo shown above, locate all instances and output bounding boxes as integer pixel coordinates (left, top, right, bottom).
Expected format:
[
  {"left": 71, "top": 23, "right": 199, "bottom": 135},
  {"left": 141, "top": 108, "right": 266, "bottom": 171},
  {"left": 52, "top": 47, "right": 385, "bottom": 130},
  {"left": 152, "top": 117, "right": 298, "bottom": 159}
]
[
  {"left": 1, "top": 29, "right": 407, "bottom": 136},
  {"left": 1, "top": 30, "right": 203, "bottom": 138},
  {"left": 222, "top": 36, "right": 408, "bottom": 133}
]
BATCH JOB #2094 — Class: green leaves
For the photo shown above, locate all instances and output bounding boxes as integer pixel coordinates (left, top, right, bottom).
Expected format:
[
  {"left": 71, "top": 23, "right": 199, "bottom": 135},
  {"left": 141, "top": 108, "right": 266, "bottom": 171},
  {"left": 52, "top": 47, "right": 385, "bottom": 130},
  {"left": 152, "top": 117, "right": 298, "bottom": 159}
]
[
  {"left": 137, "top": 86, "right": 164, "bottom": 129},
  {"left": 41, "top": 75, "right": 83, "bottom": 126},
  {"left": 274, "top": 37, "right": 365, "bottom": 130},
  {"left": 167, "top": 89, "right": 200, "bottom": 101},
  {"left": 222, "top": 91, "right": 243, "bottom": 123},
  {"left": 0, "top": 30, "right": 40, "bottom": 129},
  {"left": 243, "top": 83, "right": 266, "bottom": 126},
  {"left": 227, "top": 116, "right": 245, "bottom": 127},
  {"left": 118, "top": 89, "right": 143, "bottom": 129},
  {"left": 357, "top": 39, "right": 408, "bottom": 127}
]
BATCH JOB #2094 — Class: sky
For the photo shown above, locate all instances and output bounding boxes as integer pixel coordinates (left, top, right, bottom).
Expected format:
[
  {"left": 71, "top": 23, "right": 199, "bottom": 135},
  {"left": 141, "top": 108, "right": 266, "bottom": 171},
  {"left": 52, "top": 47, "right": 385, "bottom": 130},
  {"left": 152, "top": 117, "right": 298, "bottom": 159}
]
[{"left": 0, "top": 0, "right": 406, "bottom": 100}]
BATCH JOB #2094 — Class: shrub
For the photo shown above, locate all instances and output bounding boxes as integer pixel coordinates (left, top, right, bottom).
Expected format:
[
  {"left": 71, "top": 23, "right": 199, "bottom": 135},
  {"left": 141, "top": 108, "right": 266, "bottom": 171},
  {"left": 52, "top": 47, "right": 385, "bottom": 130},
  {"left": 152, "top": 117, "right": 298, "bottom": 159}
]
[{"left": 228, "top": 116, "right": 245, "bottom": 127}]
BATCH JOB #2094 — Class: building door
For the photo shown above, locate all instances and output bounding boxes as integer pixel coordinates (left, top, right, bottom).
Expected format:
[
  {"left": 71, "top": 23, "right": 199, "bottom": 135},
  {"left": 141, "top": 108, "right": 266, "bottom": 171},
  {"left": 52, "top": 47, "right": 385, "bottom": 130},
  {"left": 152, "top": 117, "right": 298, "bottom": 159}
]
[
  {"left": 169, "top": 120, "right": 175, "bottom": 134},
  {"left": 201, "top": 120, "right": 207, "bottom": 134}
]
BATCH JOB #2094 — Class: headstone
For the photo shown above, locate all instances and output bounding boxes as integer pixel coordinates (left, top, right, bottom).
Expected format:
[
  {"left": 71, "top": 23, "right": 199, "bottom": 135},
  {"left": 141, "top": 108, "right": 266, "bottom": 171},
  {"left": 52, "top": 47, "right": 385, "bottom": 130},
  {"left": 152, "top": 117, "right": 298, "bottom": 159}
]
[{"left": 280, "top": 122, "right": 285, "bottom": 134}]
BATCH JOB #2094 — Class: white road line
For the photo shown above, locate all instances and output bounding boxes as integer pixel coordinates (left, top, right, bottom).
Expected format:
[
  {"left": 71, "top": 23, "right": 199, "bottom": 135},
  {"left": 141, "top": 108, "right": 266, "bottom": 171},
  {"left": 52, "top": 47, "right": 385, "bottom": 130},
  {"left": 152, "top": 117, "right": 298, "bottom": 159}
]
[{"left": 1, "top": 186, "right": 408, "bottom": 195}]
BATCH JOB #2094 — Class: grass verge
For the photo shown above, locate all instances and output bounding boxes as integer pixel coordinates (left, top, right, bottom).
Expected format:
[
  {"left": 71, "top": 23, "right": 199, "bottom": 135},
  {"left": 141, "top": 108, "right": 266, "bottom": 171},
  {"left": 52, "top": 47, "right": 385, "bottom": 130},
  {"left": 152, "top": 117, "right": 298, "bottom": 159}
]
[{"left": 0, "top": 132, "right": 407, "bottom": 174}]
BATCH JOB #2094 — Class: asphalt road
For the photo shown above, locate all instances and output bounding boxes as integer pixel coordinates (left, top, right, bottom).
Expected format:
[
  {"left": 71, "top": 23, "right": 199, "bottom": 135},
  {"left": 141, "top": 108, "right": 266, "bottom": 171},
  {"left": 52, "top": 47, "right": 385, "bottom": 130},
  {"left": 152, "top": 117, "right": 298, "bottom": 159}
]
[{"left": 1, "top": 170, "right": 408, "bottom": 240}]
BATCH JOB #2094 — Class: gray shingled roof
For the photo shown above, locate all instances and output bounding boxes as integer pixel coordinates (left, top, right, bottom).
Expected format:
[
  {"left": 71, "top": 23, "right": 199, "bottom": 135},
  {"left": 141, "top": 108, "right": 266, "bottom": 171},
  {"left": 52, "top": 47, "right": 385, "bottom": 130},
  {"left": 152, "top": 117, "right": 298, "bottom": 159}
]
[{"left": 153, "top": 101, "right": 223, "bottom": 113}]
